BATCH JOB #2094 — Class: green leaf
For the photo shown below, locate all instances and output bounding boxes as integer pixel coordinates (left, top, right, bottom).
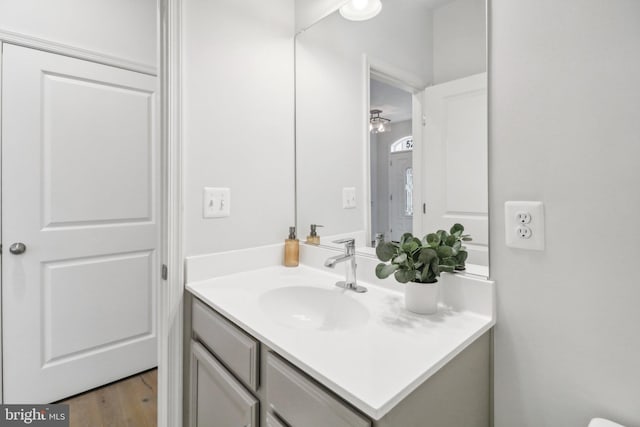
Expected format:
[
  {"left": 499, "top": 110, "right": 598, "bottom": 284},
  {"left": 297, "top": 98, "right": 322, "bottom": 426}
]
[
  {"left": 453, "top": 240, "right": 462, "bottom": 251},
  {"left": 445, "top": 235, "right": 457, "bottom": 246},
  {"left": 455, "top": 250, "right": 468, "bottom": 266},
  {"left": 418, "top": 247, "right": 437, "bottom": 264},
  {"left": 430, "top": 258, "right": 441, "bottom": 276},
  {"left": 439, "top": 265, "right": 455, "bottom": 273},
  {"left": 393, "top": 253, "right": 408, "bottom": 264},
  {"left": 441, "top": 257, "right": 457, "bottom": 267},
  {"left": 450, "top": 223, "right": 464, "bottom": 235},
  {"left": 394, "top": 268, "right": 414, "bottom": 283},
  {"left": 421, "top": 264, "right": 438, "bottom": 283},
  {"left": 376, "top": 242, "right": 397, "bottom": 262},
  {"left": 402, "top": 239, "right": 420, "bottom": 254},
  {"left": 462, "top": 235, "right": 472, "bottom": 242},
  {"left": 426, "top": 233, "right": 441, "bottom": 248},
  {"left": 437, "top": 245, "right": 454, "bottom": 258},
  {"left": 375, "top": 263, "right": 399, "bottom": 279},
  {"left": 400, "top": 232, "right": 413, "bottom": 245},
  {"left": 420, "top": 266, "right": 430, "bottom": 282}
]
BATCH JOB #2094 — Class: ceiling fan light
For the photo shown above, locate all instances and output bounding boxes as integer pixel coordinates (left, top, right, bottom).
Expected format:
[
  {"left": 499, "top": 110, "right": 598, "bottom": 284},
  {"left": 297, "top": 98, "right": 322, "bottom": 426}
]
[{"left": 339, "top": 0, "right": 382, "bottom": 21}]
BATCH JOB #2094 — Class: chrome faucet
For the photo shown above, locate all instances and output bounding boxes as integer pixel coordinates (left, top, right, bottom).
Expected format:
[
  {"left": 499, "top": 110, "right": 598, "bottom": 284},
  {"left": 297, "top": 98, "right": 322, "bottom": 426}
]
[{"left": 324, "top": 238, "right": 367, "bottom": 293}]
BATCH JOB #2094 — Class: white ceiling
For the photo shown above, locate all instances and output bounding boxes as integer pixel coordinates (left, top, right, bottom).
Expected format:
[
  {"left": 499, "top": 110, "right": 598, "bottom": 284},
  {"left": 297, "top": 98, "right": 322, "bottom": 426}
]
[{"left": 370, "top": 78, "right": 412, "bottom": 123}]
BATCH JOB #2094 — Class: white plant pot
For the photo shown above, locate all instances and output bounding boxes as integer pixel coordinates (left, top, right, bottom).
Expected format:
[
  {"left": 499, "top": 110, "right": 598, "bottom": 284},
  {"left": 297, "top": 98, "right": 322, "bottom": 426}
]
[{"left": 404, "top": 281, "right": 439, "bottom": 315}]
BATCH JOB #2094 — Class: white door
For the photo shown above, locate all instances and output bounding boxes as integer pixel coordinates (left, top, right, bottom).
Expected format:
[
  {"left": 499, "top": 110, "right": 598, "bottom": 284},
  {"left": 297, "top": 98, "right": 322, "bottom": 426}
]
[
  {"left": 1, "top": 44, "right": 159, "bottom": 403},
  {"left": 420, "top": 73, "right": 487, "bottom": 264},
  {"left": 388, "top": 151, "right": 413, "bottom": 242}
]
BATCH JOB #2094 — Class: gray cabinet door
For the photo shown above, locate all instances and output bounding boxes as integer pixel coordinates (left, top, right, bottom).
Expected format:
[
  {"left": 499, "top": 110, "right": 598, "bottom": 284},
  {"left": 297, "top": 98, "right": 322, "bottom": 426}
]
[
  {"left": 266, "top": 352, "right": 371, "bottom": 427},
  {"left": 190, "top": 341, "right": 259, "bottom": 427}
]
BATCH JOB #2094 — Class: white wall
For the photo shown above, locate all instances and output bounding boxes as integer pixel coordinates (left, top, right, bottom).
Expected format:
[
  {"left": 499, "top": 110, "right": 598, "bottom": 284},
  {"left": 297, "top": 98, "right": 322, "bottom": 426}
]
[
  {"left": 433, "top": 0, "right": 486, "bottom": 84},
  {"left": 182, "top": 0, "right": 295, "bottom": 256},
  {"left": 296, "top": 1, "right": 432, "bottom": 240},
  {"left": 490, "top": 1, "right": 640, "bottom": 426},
  {"left": 0, "top": 0, "right": 157, "bottom": 69}
]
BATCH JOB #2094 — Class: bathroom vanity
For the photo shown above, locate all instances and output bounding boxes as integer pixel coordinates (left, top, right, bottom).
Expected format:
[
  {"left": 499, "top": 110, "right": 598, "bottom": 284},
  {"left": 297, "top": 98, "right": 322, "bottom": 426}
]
[{"left": 183, "top": 247, "right": 495, "bottom": 427}]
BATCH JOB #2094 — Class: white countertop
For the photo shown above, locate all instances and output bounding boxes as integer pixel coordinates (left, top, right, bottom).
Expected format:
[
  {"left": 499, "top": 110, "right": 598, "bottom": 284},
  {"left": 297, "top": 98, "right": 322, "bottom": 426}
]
[{"left": 186, "top": 259, "right": 495, "bottom": 420}]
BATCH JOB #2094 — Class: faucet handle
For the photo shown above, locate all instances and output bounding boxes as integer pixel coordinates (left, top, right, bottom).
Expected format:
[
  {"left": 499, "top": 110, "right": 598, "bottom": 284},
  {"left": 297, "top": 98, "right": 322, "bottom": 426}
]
[
  {"left": 333, "top": 238, "right": 355, "bottom": 245},
  {"left": 333, "top": 238, "right": 355, "bottom": 251}
]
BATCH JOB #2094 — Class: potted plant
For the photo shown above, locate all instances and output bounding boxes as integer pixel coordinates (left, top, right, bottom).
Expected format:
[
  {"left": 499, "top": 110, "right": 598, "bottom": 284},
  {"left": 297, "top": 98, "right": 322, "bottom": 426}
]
[{"left": 375, "top": 225, "right": 472, "bottom": 314}]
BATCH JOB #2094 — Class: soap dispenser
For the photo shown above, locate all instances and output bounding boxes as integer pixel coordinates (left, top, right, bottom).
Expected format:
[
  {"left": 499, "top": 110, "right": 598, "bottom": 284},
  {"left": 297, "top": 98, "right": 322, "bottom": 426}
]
[
  {"left": 284, "top": 226, "right": 299, "bottom": 267},
  {"left": 306, "top": 224, "right": 323, "bottom": 245}
]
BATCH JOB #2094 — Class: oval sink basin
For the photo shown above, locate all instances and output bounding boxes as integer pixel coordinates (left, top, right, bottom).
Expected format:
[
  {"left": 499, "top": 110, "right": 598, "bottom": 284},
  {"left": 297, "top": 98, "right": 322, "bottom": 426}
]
[{"left": 259, "top": 286, "right": 370, "bottom": 331}]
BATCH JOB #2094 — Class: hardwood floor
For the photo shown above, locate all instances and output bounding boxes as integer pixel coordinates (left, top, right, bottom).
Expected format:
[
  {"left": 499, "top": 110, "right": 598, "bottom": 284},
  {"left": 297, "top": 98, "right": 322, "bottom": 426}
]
[{"left": 57, "top": 369, "right": 157, "bottom": 427}]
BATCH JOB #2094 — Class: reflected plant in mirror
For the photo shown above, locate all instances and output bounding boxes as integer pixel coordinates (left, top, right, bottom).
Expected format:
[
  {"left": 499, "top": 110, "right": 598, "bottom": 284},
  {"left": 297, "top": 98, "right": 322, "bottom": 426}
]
[{"left": 295, "top": 0, "right": 488, "bottom": 275}]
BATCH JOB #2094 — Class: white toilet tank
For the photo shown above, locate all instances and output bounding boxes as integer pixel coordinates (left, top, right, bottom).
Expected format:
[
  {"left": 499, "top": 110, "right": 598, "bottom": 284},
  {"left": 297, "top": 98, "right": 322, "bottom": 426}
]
[{"left": 589, "top": 418, "right": 625, "bottom": 427}]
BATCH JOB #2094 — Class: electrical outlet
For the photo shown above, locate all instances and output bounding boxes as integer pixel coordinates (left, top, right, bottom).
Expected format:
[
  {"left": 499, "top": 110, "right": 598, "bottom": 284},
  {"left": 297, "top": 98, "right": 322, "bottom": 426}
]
[
  {"left": 505, "top": 201, "right": 544, "bottom": 250},
  {"left": 516, "top": 225, "right": 532, "bottom": 239},
  {"left": 515, "top": 211, "right": 532, "bottom": 224},
  {"left": 203, "top": 187, "right": 230, "bottom": 218}
]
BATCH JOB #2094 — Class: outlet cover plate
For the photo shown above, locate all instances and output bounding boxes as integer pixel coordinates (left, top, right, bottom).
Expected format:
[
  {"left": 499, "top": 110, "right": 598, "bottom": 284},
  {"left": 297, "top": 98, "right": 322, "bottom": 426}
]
[{"left": 505, "top": 201, "right": 544, "bottom": 250}]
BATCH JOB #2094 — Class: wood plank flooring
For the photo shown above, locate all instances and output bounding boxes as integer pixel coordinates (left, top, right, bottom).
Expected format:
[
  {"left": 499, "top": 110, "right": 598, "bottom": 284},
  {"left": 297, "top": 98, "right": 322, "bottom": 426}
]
[{"left": 57, "top": 368, "right": 157, "bottom": 427}]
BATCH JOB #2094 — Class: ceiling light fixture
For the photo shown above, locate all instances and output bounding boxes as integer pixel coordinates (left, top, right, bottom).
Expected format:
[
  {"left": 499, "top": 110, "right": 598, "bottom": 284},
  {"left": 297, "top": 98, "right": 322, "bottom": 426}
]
[
  {"left": 369, "top": 109, "right": 391, "bottom": 134},
  {"left": 339, "top": 0, "right": 382, "bottom": 21}
]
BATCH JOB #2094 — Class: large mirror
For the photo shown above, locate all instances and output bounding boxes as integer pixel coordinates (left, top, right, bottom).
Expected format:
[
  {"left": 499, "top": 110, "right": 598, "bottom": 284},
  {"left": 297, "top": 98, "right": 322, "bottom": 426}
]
[{"left": 295, "top": 0, "right": 488, "bottom": 275}]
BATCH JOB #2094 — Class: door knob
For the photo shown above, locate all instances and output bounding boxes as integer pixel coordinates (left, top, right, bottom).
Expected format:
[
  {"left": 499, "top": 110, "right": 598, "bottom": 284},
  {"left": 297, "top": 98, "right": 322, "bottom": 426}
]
[{"left": 9, "top": 242, "right": 27, "bottom": 255}]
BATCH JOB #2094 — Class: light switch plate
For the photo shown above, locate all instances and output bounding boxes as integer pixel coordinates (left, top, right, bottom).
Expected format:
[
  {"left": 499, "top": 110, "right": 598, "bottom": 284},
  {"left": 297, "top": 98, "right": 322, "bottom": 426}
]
[
  {"left": 343, "top": 187, "right": 356, "bottom": 209},
  {"left": 505, "top": 201, "right": 544, "bottom": 250},
  {"left": 203, "top": 187, "right": 230, "bottom": 218}
]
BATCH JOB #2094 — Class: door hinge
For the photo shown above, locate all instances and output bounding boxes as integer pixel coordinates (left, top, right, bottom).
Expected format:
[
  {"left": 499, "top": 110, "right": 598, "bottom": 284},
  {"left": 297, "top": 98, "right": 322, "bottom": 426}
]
[
  {"left": 422, "top": 115, "right": 427, "bottom": 126},
  {"left": 423, "top": 203, "right": 427, "bottom": 214},
  {"left": 161, "top": 264, "right": 168, "bottom": 280}
]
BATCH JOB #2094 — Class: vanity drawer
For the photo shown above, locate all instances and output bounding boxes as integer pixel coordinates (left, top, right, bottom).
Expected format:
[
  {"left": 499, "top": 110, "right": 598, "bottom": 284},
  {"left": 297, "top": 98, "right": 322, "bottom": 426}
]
[
  {"left": 266, "top": 352, "right": 371, "bottom": 427},
  {"left": 192, "top": 298, "right": 259, "bottom": 391}
]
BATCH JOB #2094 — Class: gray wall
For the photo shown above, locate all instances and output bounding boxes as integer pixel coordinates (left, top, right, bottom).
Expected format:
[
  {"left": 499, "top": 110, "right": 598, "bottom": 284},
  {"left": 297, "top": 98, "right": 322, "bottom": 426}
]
[
  {"left": 491, "top": 1, "right": 640, "bottom": 425},
  {"left": 433, "top": 0, "right": 486, "bottom": 84},
  {"left": 182, "top": 0, "right": 295, "bottom": 256}
]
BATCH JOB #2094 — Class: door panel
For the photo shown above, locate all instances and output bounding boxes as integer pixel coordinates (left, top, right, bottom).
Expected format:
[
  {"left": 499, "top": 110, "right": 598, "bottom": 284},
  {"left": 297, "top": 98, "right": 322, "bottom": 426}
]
[
  {"left": 1, "top": 44, "right": 159, "bottom": 403},
  {"left": 388, "top": 152, "right": 413, "bottom": 242},
  {"left": 43, "top": 251, "right": 153, "bottom": 364},
  {"left": 421, "top": 73, "right": 487, "bottom": 265},
  {"left": 43, "top": 73, "right": 153, "bottom": 226}
]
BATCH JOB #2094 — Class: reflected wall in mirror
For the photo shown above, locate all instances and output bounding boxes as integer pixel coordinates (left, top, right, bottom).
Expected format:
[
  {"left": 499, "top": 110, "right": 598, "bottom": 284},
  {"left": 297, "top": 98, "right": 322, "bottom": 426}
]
[{"left": 296, "top": 0, "right": 488, "bottom": 273}]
